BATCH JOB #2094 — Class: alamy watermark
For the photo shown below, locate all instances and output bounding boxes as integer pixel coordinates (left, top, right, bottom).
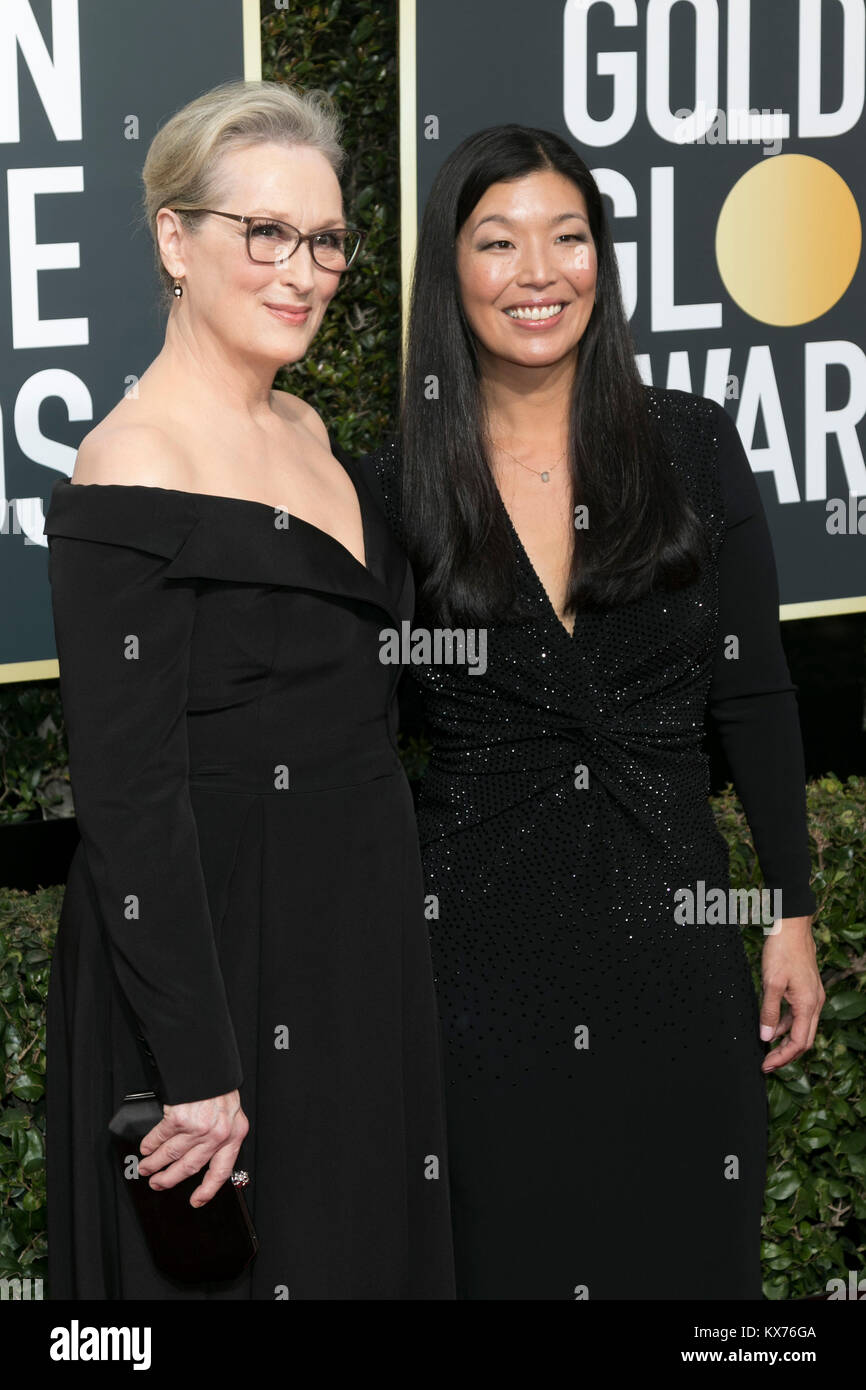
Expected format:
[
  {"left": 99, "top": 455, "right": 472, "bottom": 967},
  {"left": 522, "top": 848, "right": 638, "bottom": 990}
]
[
  {"left": 674, "top": 880, "right": 782, "bottom": 934},
  {"left": 0, "top": 1276, "right": 43, "bottom": 1299},
  {"left": 379, "top": 622, "right": 487, "bottom": 675},
  {"left": 673, "top": 104, "right": 786, "bottom": 156}
]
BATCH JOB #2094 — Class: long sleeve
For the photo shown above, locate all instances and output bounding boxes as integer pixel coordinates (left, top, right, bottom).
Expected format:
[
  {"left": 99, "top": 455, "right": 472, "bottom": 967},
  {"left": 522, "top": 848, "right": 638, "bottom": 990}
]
[
  {"left": 48, "top": 532, "right": 244, "bottom": 1104},
  {"left": 706, "top": 400, "right": 817, "bottom": 918}
]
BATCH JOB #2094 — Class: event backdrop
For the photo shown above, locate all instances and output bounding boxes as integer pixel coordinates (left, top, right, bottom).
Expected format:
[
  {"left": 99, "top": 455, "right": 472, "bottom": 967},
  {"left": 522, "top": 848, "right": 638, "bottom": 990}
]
[
  {"left": 0, "top": 0, "right": 259, "bottom": 681},
  {"left": 400, "top": 0, "right": 866, "bottom": 619},
  {"left": 3, "top": 2, "right": 864, "bottom": 685}
]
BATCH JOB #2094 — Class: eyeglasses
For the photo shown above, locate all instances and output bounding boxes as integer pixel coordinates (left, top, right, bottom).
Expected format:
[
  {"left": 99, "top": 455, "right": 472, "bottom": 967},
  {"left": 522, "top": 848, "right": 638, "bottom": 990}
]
[{"left": 170, "top": 208, "right": 366, "bottom": 272}]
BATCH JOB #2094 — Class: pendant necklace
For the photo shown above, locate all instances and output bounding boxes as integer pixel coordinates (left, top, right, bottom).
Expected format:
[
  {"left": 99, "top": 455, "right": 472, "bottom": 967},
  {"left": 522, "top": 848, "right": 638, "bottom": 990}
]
[{"left": 485, "top": 435, "right": 568, "bottom": 483}]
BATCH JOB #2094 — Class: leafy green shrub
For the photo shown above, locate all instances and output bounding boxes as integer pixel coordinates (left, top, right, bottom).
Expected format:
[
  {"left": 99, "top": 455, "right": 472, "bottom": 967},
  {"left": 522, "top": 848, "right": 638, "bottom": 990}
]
[
  {"left": 0, "top": 886, "right": 59, "bottom": 1285},
  {"left": 715, "top": 774, "right": 866, "bottom": 1298},
  {"left": 262, "top": 0, "right": 401, "bottom": 456},
  {"left": 0, "top": 685, "right": 69, "bottom": 826}
]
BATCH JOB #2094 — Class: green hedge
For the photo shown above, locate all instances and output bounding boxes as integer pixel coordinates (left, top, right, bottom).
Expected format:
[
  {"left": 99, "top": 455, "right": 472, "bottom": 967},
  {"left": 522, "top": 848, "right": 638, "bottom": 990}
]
[
  {"left": 0, "top": 884, "right": 59, "bottom": 1286},
  {"left": 0, "top": 687, "right": 70, "bottom": 827},
  {"left": 717, "top": 773, "right": 866, "bottom": 1298},
  {"left": 1, "top": 775, "right": 863, "bottom": 1298},
  {"left": 262, "top": 0, "right": 401, "bottom": 456}
]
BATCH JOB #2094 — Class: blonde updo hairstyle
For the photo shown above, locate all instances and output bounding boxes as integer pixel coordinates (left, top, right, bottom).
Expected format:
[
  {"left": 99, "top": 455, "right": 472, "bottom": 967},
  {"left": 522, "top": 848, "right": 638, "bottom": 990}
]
[{"left": 141, "top": 79, "right": 345, "bottom": 310}]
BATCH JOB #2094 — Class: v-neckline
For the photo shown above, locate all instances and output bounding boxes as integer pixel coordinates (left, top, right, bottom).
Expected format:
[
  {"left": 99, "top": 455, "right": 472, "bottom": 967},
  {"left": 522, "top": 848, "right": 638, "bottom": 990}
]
[{"left": 493, "top": 487, "right": 577, "bottom": 640}]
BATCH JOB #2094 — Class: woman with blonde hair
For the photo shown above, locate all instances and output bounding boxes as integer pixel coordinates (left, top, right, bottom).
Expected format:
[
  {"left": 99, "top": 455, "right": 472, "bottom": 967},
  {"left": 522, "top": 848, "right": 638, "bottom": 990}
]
[{"left": 44, "top": 79, "right": 455, "bottom": 1300}]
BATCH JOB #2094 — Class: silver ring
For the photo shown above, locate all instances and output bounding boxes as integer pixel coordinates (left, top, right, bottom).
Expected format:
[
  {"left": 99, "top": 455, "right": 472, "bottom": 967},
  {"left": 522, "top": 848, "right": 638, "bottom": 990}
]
[{"left": 231, "top": 1169, "right": 250, "bottom": 1188}]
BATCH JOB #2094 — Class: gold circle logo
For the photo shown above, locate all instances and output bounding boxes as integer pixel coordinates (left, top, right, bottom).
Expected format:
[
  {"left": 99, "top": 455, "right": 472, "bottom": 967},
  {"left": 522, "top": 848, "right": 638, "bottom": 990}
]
[{"left": 715, "top": 154, "right": 861, "bottom": 326}]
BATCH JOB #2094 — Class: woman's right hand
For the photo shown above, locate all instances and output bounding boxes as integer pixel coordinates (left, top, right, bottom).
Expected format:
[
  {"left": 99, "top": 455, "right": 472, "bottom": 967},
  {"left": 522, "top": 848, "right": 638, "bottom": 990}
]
[{"left": 136, "top": 1090, "right": 249, "bottom": 1207}]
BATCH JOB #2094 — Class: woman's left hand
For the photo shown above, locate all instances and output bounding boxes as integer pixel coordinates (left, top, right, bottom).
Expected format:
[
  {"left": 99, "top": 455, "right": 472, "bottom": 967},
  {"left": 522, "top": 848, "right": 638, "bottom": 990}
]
[{"left": 759, "top": 916, "right": 825, "bottom": 1072}]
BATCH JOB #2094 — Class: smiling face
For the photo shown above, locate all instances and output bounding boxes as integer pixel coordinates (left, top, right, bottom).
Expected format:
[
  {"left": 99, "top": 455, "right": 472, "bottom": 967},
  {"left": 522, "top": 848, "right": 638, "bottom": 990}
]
[
  {"left": 157, "top": 140, "right": 347, "bottom": 366},
  {"left": 455, "top": 168, "right": 598, "bottom": 371}
]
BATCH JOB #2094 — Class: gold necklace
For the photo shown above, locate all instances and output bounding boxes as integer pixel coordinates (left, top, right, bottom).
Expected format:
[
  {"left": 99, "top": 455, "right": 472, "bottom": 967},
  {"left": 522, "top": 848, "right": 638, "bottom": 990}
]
[{"left": 485, "top": 433, "right": 568, "bottom": 483}]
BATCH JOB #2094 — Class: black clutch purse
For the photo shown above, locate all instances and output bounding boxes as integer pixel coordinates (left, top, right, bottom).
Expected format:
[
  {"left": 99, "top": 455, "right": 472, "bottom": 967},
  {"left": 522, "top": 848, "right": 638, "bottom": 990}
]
[{"left": 108, "top": 1090, "right": 259, "bottom": 1284}]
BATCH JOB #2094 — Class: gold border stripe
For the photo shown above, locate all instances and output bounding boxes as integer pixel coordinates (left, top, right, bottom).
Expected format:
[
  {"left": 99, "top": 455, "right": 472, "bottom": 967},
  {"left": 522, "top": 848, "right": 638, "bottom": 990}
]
[
  {"left": 780, "top": 595, "right": 866, "bottom": 621},
  {"left": 243, "top": 0, "right": 262, "bottom": 81},
  {"left": 0, "top": 659, "right": 59, "bottom": 685}
]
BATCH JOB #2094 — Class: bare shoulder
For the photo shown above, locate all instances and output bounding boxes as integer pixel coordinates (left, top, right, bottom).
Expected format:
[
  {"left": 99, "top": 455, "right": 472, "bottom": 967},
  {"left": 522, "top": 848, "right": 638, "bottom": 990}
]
[
  {"left": 71, "top": 420, "right": 190, "bottom": 488},
  {"left": 269, "top": 389, "right": 330, "bottom": 448}
]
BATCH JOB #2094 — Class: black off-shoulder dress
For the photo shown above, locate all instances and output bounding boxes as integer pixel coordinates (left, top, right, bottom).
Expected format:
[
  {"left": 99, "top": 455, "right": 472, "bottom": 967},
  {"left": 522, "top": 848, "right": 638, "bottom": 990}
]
[
  {"left": 366, "top": 387, "right": 817, "bottom": 1301},
  {"left": 43, "top": 443, "right": 455, "bottom": 1300}
]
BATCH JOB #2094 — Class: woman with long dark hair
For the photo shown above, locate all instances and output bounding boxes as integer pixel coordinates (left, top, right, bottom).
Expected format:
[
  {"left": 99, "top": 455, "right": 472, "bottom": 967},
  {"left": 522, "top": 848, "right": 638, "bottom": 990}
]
[{"left": 367, "top": 125, "right": 823, "bottom": 1299}]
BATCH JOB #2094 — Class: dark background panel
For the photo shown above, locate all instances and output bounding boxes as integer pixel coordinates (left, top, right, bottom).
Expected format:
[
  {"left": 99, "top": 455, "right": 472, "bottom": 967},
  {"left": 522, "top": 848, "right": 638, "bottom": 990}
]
[
  {"left": 0, "top": 0, "right": 246, "bottom": 668},
  {"left": 414, "top": 0, "right": 866, "bottom": 613}
]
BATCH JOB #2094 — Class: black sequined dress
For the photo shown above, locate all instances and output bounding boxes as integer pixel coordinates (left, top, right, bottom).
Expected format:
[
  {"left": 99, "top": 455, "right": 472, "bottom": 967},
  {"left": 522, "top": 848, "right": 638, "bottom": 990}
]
[{"left": 366, "top": 387, "right": 816, "bottom": 1300}]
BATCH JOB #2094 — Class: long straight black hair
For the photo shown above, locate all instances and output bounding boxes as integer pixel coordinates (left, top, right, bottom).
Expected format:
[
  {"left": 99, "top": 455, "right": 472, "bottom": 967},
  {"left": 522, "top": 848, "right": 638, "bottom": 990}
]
[{"left": 399, "top": 125, "right": 707, "bottom": 626}]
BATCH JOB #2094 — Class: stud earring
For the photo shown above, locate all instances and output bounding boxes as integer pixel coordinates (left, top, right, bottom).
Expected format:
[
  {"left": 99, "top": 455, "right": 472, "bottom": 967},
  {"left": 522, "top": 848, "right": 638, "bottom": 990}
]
[{"left": 172, "top": 278, "right": 183, "bottom": 298}]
